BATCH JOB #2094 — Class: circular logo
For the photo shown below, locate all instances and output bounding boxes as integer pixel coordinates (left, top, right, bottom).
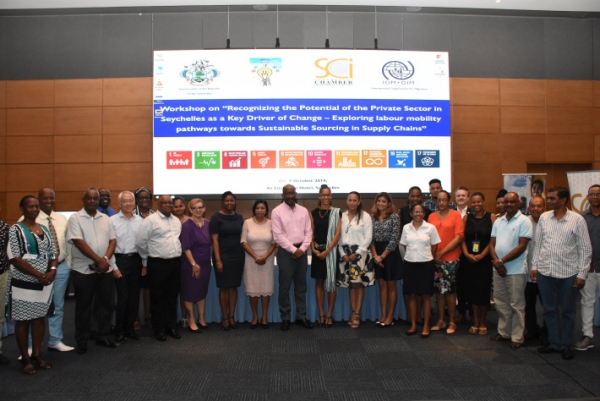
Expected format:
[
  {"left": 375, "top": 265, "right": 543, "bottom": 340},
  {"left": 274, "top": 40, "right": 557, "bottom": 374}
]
[
  {"left": 421, "top": 156, "right": 434, "bottom": 167},
  {"left": 382, "top": 61, "right": 415, "bottom": 81}
]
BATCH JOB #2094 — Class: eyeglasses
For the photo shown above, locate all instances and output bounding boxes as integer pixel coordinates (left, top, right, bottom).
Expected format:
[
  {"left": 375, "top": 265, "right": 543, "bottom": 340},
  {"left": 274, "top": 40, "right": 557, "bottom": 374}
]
[
  {"left": 190, "top": 206, "right": 205, "bottom": 211},
  {"left": 588, "top": 193, "right": 600, "bottom": 198},
  {"left": 437, "top": 199, "right": 449, "bottom": 203}
]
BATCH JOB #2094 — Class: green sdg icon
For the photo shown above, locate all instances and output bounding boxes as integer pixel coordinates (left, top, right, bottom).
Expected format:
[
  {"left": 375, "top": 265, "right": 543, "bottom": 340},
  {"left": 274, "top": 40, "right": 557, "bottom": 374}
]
[{"left": 195, "top": 151, "right": 221, "bottom": 169}]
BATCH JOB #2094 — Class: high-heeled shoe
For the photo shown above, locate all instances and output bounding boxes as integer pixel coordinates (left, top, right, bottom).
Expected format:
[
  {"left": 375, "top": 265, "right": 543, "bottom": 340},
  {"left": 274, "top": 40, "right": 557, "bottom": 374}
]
[
  {"left": 325, "top": 316, "right": 333, "bottom": 328},
  {"left": 318, "top": 315, "right": 325, "bottom": 328},
  {"left": 229, "top": 316, "right": 238, "bottom": 329},
  {"left": 221, "top": 315, "right": 230, "bottom": 331}
]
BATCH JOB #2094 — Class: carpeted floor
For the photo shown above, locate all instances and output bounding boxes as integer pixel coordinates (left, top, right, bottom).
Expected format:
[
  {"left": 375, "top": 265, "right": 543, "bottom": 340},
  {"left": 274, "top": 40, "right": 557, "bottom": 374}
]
[{"left": 0, "top": 298, "right": 599, "bottom": 401}]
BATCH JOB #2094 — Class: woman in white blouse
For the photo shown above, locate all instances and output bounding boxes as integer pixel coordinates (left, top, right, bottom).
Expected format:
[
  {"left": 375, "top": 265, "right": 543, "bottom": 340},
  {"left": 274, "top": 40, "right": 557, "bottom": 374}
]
[
  {"left": 400, "top": 204, "right": 441, "bottom": 338},
  {"left": 337, "top": 191, "right": 373, "bottom": 329}
]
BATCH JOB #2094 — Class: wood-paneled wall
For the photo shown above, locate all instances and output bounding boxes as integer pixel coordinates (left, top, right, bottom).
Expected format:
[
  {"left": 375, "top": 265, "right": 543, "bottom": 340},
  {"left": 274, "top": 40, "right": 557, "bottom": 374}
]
[{"left": 0, "top": 77, "right": 598, "bottom": 223}]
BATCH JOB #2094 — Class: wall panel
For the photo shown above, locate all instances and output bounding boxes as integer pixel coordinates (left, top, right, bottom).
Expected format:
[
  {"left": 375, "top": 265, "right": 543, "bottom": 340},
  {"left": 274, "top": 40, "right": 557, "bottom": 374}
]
[
  {"left": 546, "top": 134, "right": 594, "bottom": 162},
  {"left": 500, "top": 79, "right": 545, "bottom": 107},
  {"left": 451, "top": 133, "right": 498, "bottom": 162},
  {"left": 546, "top": 107, "right": 593, "bottom": 135},
  {"left": 500, "top": 107, "right": 546, "bottom": 134},
  {"left": 55, "top": 79, "right": 103, "bottom": 107},
  {"left": 7, "top": 108, "right": 54, "bottom": 136},
  {"left": 102, "top": 162, "right": 153, "bottom": 191},
  {"left": 451, "top": 78, "right": 499, "bottom": 106},
  {"left": 7, "top": 136, "right": 53, "bottom": 164},
  {"left": 54, "top": 163, "right": 102, "bottom": 192},
  {"left": 103, "top": 78, "right": 152, "bottom": 107},
  {"left": 452, "top": 106, "right": 499, "bottom": 134},
  {"left": 55, "top": 107, "right": 103, "bottom": 136},
  {"left": 546, "top": 80, "right": 593, "bottom": 107},
  {"left": 6, "top": 80, "right": 54, "bottom": 108},
  {"left": 54, "top": 135, "right": 102, "bottom": 163},
  {"left": 500, "top": 134, "right": 546, "bottom": 162},
  {"left": 103, "top": 106, "right": 152, "bottom": 135},
  {"left": 103, "top": 134, "right": 152, "bottom": 163},
  {"left": 0, "top": 109, "right": 5, "bottom": 136},
  {"left": 0, "top": 81, "right": 5, "bottom": 108},
  {"left": 7, "top": 164, "right": 54, "bottom": 192}
]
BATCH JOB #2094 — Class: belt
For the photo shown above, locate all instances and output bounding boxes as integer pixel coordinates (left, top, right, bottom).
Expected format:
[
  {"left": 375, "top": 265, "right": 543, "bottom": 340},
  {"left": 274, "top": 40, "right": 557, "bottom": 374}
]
[
  {"left": 293, "top": 243, "right": 302, "bottom": 248},
  {"left": 115, "top": 253, "right": 140, "bottom": 258}
]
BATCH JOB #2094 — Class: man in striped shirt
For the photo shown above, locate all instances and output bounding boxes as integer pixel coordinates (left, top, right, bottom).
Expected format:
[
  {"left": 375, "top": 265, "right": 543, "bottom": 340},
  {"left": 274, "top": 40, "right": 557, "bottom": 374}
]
[{"left": 531, "top": 186, "right": 592, "bottom": 360}]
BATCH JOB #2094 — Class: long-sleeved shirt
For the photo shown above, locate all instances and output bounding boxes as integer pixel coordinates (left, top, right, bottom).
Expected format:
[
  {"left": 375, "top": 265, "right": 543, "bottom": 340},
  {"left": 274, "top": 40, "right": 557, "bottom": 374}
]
[
  {"left": 582, "top": 208, "right": 600, "bottom": 272},
  {"left": 531, "top": 209, "right": 592, "bottom": 279},
  {"left": 136, "top": 211, "right": 182, "bottom": 265},
  {"left": 371, "top": 213, "right": 400, "bottom": 251},
  {"left": 271, "top": 202, "right": 312, "bottom": 254},
  {"left": 338, "top": 210, "right": 373, "bottom": 256}
]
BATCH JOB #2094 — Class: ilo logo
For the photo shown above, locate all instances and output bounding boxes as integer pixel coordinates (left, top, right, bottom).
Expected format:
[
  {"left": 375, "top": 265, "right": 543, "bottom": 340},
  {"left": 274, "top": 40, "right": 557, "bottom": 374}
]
[{"left": 382, "top": 61, "right": 415, "bottom": 81}]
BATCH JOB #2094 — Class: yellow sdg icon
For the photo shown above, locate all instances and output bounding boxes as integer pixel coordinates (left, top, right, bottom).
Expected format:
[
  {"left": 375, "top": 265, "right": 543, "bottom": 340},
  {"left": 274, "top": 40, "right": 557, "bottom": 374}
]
[{"left": 361, "top": 150, "right": 387, "bottom": 168}]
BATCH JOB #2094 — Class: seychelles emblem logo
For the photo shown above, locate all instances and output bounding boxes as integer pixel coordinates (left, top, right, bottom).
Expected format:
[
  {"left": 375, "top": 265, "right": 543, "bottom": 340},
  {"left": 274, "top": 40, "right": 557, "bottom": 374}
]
[
  {"left": 382, "top": 61, "right": 415, "bottom": 80},
  {"left": 180, "top": 59, "right": 220, "bottom": 86}
]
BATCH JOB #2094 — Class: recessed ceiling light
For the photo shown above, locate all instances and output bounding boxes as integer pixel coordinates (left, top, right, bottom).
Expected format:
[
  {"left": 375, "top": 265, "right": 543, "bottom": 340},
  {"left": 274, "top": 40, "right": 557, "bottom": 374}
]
[
  {"left": 253, "top": 4, "right": 269, "bottom": 11},
  {"left": 496, "top": 0, "right": 501, "bottom": 3},
  {"left": 406, "top": 7, "right": 421, "bottom": 12}
]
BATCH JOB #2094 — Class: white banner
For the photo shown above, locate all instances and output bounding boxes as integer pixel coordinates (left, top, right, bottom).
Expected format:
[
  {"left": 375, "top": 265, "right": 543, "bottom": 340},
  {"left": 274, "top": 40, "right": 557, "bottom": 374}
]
[{"left": 567, "top": 170, "right": 600, "bottom": 213}]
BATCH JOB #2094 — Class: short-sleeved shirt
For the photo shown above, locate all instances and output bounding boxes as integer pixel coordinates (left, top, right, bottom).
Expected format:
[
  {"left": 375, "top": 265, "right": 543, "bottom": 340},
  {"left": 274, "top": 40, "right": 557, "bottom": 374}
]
[
  {"left": 491, "top": 210, "right": 532, "bottom": 275},
  {"left": 582, "top": 209, "right": 600, "bottom": 272},
  {"left": 427, "top": 210, "right": 464, "bottom": 262},
  {"left": 67, "top": 209, "right": 116, "bottom": 274},
  {"left": 400, "top": 220, "right": 441, "bottom": 262}
]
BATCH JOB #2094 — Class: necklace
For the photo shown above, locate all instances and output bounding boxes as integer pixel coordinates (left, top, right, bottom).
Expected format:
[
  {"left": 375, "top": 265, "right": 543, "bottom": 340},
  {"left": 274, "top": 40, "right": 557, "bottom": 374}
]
[
  {"left": 253, "top": 216, "right": 267, "bottom": 225},
  {"left": 24, "top": 222, "right": 43, "bottom": 235},
  {"left": 192, "top": 218, "right": 204, "bottom": 228},
  {"left": 318, "top": 208, "right": 331, "bottom": 219}
]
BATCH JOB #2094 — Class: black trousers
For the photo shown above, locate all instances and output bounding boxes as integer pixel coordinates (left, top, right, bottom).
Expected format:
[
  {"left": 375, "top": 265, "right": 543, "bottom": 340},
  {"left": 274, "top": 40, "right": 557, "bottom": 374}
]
[
  {"left": 525, "top": 281, "right": 545, "bottom": 335},
  {"left": 147, "top": 257, "right": 181, "bottom": 334},
  {"left": 114, "top": 255, "right": 142, "bottom": 335},
  {"left": 72, "top": 270, "right": 115, "bottom": 343}
]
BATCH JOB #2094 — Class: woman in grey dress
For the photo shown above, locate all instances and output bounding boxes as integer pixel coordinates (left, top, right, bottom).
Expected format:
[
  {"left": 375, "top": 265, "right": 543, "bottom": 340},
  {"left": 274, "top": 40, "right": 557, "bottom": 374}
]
[{"left": 7, "top": 196, "right": 58, "bottom": 374}]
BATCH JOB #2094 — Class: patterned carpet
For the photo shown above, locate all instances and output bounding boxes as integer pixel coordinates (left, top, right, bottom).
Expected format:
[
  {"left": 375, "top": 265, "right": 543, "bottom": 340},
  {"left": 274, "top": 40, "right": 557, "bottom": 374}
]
[{"left": 1, "top": 299, "right": 599, "bottom": 401}]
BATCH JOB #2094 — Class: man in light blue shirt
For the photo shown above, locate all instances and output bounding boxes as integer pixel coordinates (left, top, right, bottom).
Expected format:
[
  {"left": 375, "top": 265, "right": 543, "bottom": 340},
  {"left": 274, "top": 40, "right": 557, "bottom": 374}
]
[
  {"left": 110, "top": 191, "right": 143, "bottom": 343},
  {"left": 489, "top": 192, "right": 532, "bottom": 349}
]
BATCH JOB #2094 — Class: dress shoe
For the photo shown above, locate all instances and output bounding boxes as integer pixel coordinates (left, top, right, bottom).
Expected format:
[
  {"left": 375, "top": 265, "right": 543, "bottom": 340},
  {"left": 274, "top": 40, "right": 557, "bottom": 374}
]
[
  {"left": 538, "top": 345, "right": 558, "bottom": 354},
  {"left": 562, "top": 348, "right": 574, "bottom": 360},
  {"left": 280, "top": 320, "right": 290, "bottom": 331},
  {"left": 295, "top": 318, "right": 313, "bottom": 329},
  {"left": 155, "top": 332, "right": 167, "bottom": 342},
  {"left": 126, "top": 331, "right": 139, "bottom": 341},
  {"left": 115, "top": 334, "right": 126, "bottom": 344},
  {"left": 167, "top": 329, "right": 182, "bottom": 339},
  {"left": 48, "top": 342, "right": 75, "bottom": 352},
  {"left": 96, "top": 339, "right": 117, "bottom": 349},
  {"left": 76, "top": 342, "right": 88, "bottom": 355}
]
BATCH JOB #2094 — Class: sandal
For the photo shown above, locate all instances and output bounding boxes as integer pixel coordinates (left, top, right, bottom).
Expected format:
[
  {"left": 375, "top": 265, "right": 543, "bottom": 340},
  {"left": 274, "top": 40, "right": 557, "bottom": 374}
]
[
  {"left": 181, "top": 318, "right": 188, "bottom": 328},
  {"left": 229, "top": 316, "right": 238, "bottom": 330},
  {"left": 325, "top": 316, "right": 333, "bottom": 328},
  {"left": 478, "top": 327, "right": 488, "bottom": 335},
  {"left": 31, "top": 356, "right": 52, "bottom": 370},
  {"left": 221, "top": 315, "right": 230, "bottom": 331},
  {"left": 490, "top": 333, "right": 509, "bottom": 342},
  {"left": 469, "top": 326, "right": 479, "bottom": 334},
  {"left": 20, "top": 359, "right": 37, "bottom": 375},
  {"left": 446, "top": 322, "right": 457, "bottom": 334},
  {"left": 431, "top": 320, "right": 446, "bottom": 331},
  {"left": 350, "top": 312, "right": 361, "bottom": 329},
  {"left": 318, "top": 315, "right": 325, "bottom": 328}
]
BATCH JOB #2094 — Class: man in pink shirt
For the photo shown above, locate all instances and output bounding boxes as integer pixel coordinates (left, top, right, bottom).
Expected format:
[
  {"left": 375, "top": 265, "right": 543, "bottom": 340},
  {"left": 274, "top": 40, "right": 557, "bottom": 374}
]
[{"left": 271, "top": 184, "right": 313, "bottom": 331}]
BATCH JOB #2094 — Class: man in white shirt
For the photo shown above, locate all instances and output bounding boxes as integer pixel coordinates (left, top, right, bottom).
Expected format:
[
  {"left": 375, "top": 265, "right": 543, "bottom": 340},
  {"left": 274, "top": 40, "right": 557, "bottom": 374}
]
[
  {"left": 110, "top": 191, "right": 144, "bottom": 343},
  {"left": 67, "top": 187, "right": 117, "bottom": 354},
  {"left": 531, "top": 186, "right": 592, "bottom": 360},
  {"left": 136, "top": 195, "right": 182, "bottom": 341}
]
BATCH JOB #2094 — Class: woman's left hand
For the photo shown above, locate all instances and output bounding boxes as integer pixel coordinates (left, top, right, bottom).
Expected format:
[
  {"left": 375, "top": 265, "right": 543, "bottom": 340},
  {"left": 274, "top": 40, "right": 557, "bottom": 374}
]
[
  {"left": 192, "top": 264, "right": 201, "bottom": 278},
  {"left": 40, "top": 270, "right": 56, "bottom": 286},
  {"left": 374, "top": 255, "right": 384, "bottom": 266}
]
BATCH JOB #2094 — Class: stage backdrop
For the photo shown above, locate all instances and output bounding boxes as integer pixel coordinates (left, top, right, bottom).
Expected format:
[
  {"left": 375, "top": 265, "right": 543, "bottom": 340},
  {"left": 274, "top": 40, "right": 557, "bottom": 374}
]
[{"left": 153, "top": 49, "right": 451, "bottom": 197}]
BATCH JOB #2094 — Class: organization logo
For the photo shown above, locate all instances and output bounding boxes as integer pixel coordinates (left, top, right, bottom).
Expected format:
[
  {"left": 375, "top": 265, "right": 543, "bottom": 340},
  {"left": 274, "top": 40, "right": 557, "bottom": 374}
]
[
  {"left": 166, "top": 151, "right": 192, "bottom": 170},
  {"left": 222, "top": 151, "right": 248, "bottom": 170},
  {"left": 314, "top": 58, "right": 353, "bottom": 86},
  {"left": 382, "top": 61, "right": 415, "bottom": 81},
  {"left": 388, "top": 150, "right": 413, "bottom": 168},
  {"left": 180, "top": 59, "right": 220, "bottom": 86},
  {"left": 361, "top": 150, "right": 387, "bottom": 169},
  {"left": 251, "top": 58, "right": 281, "bottom": 87},
  {"left": 415, "top": 150, "right": 440, "bottom": 168}
]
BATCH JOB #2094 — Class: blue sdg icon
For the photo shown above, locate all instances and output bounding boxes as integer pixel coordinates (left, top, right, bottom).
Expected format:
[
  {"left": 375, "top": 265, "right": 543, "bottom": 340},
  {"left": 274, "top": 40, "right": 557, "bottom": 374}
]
[
  {"left": 388, "top": 150, "right": 413, "bottom": 168},
  {"left": 415, "top": 150, "right": 440, "bottom": 168},
  {"left": 382, "top": 61, "right": 415, "bottom": 80}
]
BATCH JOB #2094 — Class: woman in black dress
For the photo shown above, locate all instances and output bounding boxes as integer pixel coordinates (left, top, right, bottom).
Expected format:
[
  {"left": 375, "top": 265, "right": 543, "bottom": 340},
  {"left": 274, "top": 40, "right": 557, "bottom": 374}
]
[
  {"left": 310, "top": 185, "right": 342, "bottom": 328},
  {"left": 370, "top": 192, "right": 402, "bottom": 327},
  {"left": 210, "top": 191, "right": 245, "bottom": 331},
  {"left": 460, "top": 192, "right": 496, "bottom": 335}
]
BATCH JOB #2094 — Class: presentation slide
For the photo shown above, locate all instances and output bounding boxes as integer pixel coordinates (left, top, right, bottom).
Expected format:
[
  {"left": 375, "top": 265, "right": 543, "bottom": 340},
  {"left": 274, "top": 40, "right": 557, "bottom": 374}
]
[{"left": 153, "top": 49, "right": 450, "bottom": 196}]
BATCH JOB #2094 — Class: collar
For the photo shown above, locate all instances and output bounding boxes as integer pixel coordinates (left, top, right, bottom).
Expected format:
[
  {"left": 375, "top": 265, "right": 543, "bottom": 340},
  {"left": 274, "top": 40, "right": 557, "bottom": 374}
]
[
  {"left": 501, "top": 210, "right": 522, "bottom": 222},
  {"left": 80, "top": 208, "right": 102, "bottom": 219}
]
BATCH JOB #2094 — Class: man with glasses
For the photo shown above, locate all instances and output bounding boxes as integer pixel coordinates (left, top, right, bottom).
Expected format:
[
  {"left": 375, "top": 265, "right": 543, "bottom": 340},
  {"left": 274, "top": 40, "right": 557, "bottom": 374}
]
[
  {"left": 110, "top": 191, "right": 143, "bottom": 343},
  {"left": 575, "top": 185, "right": 600, "bottom": 351},
  {"left": 271, "top": 184, "right": 313, "bottom": 331},
  {"left": 531, "top": 186, "right": 592, "bottom": 360},
  {"left": 423, "top": 179, "right": 457, "bottom": 212}
]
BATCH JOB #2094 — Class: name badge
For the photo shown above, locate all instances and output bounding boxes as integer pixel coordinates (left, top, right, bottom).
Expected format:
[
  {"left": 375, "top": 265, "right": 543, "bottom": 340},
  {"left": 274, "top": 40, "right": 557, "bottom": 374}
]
[{"left": 472, "top": 241, "right": 480, "bottom": 253}]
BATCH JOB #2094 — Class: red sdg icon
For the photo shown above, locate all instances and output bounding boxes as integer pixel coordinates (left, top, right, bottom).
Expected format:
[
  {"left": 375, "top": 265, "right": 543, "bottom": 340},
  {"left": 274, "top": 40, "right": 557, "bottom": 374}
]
[
  {"left": 222, "top": 151, "right": 248, "bottom": 169},
  {"left": 166, "top": 151, "right": 192, "bottom": 169}
]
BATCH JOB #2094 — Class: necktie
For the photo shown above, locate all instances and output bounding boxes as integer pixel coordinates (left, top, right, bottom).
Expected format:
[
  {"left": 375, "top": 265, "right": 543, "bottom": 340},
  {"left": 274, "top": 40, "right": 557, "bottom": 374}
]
[{"left": 48, "top": 216, "right": 60, "bottom": 256}]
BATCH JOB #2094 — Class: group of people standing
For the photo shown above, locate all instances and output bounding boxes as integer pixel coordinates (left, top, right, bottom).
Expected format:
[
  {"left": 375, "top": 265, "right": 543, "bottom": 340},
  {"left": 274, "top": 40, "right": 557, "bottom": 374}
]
[{"left": 0, "top": 177, "right": 597, "bottom": 375}]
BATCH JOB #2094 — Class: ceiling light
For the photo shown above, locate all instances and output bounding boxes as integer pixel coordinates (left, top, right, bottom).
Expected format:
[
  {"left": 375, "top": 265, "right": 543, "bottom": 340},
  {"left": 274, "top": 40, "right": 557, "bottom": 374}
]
[
  {"left": 406, "top": 7, "right": 421, "bottom": 12},
  {"left": 253, "top": 4, "right": 269, "bottom": 11}
]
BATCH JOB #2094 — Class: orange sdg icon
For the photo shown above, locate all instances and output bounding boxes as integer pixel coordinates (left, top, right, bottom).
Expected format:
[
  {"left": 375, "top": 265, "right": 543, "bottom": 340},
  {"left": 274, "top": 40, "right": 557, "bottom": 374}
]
[
  {"left": 279, "top": 150, "right": 305, "bottom": 169},
  {"left": 361, "top": 150, "right": 387, "bottom": 168},
  {"left": 250, "top": 150, "right": 277, "bottom": 169}
]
